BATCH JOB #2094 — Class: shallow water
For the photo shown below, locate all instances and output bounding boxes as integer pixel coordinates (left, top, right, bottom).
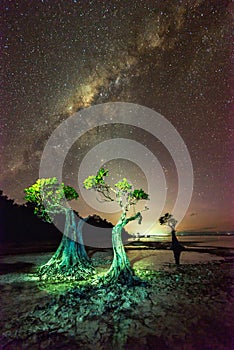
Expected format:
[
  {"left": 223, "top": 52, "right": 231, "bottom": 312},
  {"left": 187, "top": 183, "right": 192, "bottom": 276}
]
[
  {"left": 0, "top": 235, "right": 233, "bottom": 285},
  {"left": 177, "top": 235, "right": 234, "bottom": 248},
  {"left": 131, "top": 234, "right": 234, "bottom": 248}
]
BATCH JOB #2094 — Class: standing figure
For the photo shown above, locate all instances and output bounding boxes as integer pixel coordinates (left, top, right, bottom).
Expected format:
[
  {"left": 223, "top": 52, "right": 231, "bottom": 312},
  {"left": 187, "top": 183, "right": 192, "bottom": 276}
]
[{"left": 159, "top": 213, "right": 185, "bottom": 265}]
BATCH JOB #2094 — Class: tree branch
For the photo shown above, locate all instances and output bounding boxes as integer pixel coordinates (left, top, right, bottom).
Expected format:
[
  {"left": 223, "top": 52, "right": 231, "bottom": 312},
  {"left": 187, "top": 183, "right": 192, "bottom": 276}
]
[
  {"left": 123, "top": 205, "right": 149, "bottom": 226},
  {"left": 123, "top": 211, "right": 141, "bottom": 225},
  {"left": 96, "top": 187, "right": 114, "bottom": 202}
]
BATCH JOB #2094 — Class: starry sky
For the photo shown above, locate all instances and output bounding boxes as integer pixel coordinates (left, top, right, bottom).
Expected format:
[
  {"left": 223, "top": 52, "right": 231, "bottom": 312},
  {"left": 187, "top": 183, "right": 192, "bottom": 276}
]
[{"left": 1, "top": 0, "right": 233, "bottom": 233}]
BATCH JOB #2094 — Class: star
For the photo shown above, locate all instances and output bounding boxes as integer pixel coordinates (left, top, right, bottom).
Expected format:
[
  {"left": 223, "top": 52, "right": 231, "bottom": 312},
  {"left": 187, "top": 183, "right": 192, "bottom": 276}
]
[{"left": 0, "top": 1, "right": 233, "bottom": 231}]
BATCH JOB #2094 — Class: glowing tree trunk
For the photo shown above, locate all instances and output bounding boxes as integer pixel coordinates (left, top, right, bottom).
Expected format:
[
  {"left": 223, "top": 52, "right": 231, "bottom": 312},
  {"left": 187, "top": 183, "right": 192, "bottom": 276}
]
[
  {"left": 39, "top": 209, "right": 93, "bottom": 280},
  {"left": 103, "top": 212, "right": 141, "bottom": 285},
  {"left": 83, "top": 168, "right": 149, "bottom": 285},
  {"left": 76, "top": 217, "right": 92, "bottom": 265}
]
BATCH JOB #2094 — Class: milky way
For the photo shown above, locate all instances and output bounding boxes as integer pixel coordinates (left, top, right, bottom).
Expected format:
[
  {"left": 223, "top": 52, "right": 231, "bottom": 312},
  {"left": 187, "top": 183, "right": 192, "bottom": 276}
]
[{"left": 1, "top": 0, "right": 233, "bottom": 232}]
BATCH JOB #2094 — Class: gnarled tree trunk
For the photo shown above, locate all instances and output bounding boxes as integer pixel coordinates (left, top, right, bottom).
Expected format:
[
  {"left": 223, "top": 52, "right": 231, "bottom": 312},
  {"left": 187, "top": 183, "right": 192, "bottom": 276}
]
[
  {"left": 76, "top": 217, "right": 92, "bottom": 265},
  {"left": 103, "top": 212, "right": 141, "bottom": 285},
  {"left": 39, "top": 210, "right": 94, "bottom": 280},
  {"left": 170, "top": 229, "right": 185, "bottom": 265}
]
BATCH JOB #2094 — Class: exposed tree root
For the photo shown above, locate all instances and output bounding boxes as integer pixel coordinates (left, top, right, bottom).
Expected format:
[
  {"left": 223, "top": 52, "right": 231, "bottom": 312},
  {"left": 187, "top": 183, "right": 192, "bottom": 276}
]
[
  {"left": 95, "top": 266, "right": 146, "bottom": 287},
  {"left": 38, "top": 261, "right": 95, "bottom": 282},
  {"left": 38, "top": 235, "right": 95, "bottom": 281}
]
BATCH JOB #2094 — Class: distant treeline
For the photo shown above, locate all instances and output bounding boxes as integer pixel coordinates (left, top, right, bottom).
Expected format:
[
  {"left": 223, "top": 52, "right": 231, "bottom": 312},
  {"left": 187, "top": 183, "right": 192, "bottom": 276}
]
[{"left": 0, "top": 191, "right": 130, "bottom": 249}]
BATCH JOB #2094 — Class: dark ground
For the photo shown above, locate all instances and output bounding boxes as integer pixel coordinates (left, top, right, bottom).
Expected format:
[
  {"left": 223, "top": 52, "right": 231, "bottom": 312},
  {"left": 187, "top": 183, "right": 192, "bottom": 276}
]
[{"left": 0, "top": 239, "right": 233, "bottom": 350}]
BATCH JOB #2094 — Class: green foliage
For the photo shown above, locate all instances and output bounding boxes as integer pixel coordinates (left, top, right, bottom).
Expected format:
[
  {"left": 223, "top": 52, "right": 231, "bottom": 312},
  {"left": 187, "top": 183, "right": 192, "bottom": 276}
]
[
  {"left": 115, "top": 178, "right": 132, "bottom": 193},
  {"left": 83, "top": 175, "right": 97, "bottom": 190},
  {"left": 24, "top": 178, "right": 78, "bottom": 222},
  {"left": 84, "top": 168, "right": 149, "bottom": 209},
  {"left": 64, "top": 185, "right": 79, "bottom": 201},
  {"left": 95, "top": 168, "right": 108, "bottom": 184},
  {"left": 114, "top": 180, "right": 149, "bottom": 201},
  {"left": 132, "top": 189, "right": 149, "bottom": 200},
  {"left": 83, "top": 168, "right": 109, "bottom": 189}
]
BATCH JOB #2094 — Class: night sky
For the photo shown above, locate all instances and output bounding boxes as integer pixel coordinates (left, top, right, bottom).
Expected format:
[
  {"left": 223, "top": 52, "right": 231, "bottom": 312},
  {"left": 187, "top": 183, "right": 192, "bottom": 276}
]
[{"left": 1, "top": 0, "right": 233, "bottom": 233}]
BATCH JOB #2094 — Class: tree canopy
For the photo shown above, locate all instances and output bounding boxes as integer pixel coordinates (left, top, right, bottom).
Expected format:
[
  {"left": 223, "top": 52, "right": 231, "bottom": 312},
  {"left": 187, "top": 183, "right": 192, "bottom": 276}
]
[
  {"left": 159, "top": 212, "right": 173, "bottom": 225},
  {"left": 24, "top": 177, "right": 78, "bottom": 223},
  {"left": 83, "top": 168, "right": 109, "bottom": 190},
  {"left": 159, "top": 212, "right": 177, "bottom": 230},
  {"left": 84, "top": 168, "right": 149, "bottom": 210}
]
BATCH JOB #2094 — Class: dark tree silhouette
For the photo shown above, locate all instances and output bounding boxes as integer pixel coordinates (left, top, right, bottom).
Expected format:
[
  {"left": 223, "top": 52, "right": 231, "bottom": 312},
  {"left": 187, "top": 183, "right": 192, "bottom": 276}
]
[
  {"left": 159, "top": 213, "right": 185, "bottom": 265},
  {"left": 0, "top": 191, "right": 61, "bottom": 249}
]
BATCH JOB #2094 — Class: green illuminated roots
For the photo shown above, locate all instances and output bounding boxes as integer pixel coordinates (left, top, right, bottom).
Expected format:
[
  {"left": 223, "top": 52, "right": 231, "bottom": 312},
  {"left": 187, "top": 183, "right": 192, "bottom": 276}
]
[
  {"left": 39, "top": 262, "right": 94, "bottom": 282},
  {"left": 38, "top": 234, "right": 95, "bottom": 281},
  {"left": 39, "top": 252, "right": 94, "bottom": 282},
  {"left": 96, "top": 266, "right": 145, "bottom": 287}
]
